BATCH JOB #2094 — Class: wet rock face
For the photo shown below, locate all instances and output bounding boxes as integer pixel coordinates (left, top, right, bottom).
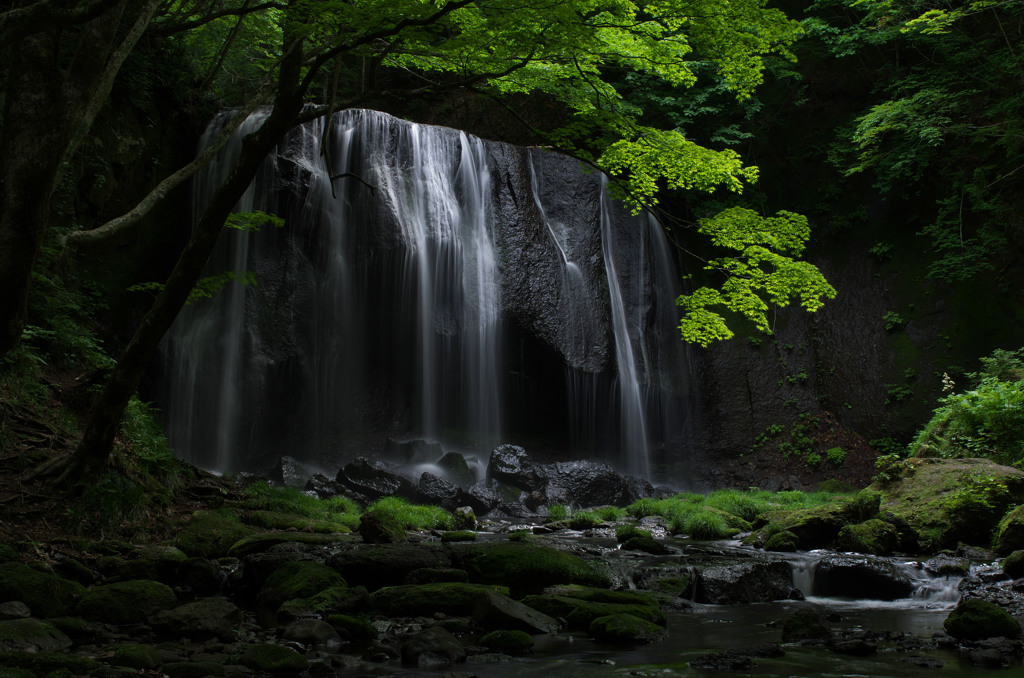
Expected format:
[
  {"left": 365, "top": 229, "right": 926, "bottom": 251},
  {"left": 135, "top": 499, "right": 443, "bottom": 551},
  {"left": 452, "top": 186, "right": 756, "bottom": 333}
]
[
  {"left": 336, "top": 458, "right": 416, "bottom": 502},
  {"left": 695, "top": 560, "right": 794, "bottom": 605},
  {"left": 813, "top": 555, "right": 916, "bottom": 600}
]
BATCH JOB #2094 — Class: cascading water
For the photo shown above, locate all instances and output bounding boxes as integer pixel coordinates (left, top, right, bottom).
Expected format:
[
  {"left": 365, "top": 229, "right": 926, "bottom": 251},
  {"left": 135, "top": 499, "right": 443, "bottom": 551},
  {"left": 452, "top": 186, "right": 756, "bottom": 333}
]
[{"left": 160, "top": 109, "right": 696, "bottom": 477}]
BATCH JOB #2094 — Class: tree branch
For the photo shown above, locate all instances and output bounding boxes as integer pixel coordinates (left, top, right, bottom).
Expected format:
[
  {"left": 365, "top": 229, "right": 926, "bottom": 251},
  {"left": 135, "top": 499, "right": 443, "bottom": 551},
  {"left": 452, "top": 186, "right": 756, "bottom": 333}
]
[
  {"left": 63, "top": 90, "right": 270, "bottom": 249},
  {"left": 146, "top": 1, "right": 285, "bottom": 35},
  {"left": 0, "top": 0, "right": 121, "bottom": 44}
]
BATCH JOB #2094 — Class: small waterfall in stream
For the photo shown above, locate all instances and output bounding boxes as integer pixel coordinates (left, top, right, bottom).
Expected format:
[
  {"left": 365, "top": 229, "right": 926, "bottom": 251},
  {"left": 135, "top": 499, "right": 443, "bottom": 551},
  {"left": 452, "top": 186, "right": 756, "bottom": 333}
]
[{"left": 160, "top": 109, "right": 696, "bottom": 476}]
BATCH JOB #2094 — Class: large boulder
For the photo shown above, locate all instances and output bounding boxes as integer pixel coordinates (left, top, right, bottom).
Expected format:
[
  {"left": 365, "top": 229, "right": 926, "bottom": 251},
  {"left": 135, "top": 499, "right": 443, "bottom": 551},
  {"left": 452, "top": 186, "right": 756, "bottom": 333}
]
[
  {"left": 944, "top": 599, "right": 1022, "bottom": 640},
  {"left": 589, "top": 613, "right": 667, "bottom": 644},
  {"left": 75, "top": 580, "right": 177, "bottom": 624},
  {"left": 335, "top": 458, "right": 416, "bottom": 501},
  {"left": 437, "top": 452, "right": 477, "bottom": 487},
  {"left": 401, "top": 625, "right": 466, "bottom": 667},
  {"left": 415, "top": 472, "right": 464, "bottom": 511},
  {"left": 994, "top": 505, "right": 1024, "bottom": 556},
  {"left": 546, "top": 460, "right": 651, "bottom": 507},
  {"left": 358, "top": 510, "right": 407, "bottom": 544},
  {"left": 521, "top": 593, "right": 666, "bottom": 630},
  {"left": 472, "top": 588, "right": 560, "bottom": 633},
  {"left": 487, "top": 444, "right": 545, "bottom": 491},
  {"left": 327, "top": 543, "right": 453, "bottom": 591},
  {"left": 749, "top": 492, "right": 880, "bottom": 550},
  {"left": 812, "top": 555, "right": 916, "bottom": 600},
  {"left": 0, "top": 562, "right": 84, "bottom": 618},
  {"left": 176, "top": 509, "right": 257, "bottom": 558},
  {"left": 370, "top": 582, "right": 508, "bottom": 617},
  {"left": 874, "top": 458, "right": 1024, "bottom": 552},
  {"left": 151, "top": 598, "right": 243, "bottom": 640},
  {"left": 269, "top": 456, "right": 312, "bottom": 488},
  {"left": 837, "top": 519, "right": 900, "bottom": 556},
  {"left": 0, "top": 619, "right": 72, "bottom": 652},
  {"left": 257, "top": 561, "right": 347, "bottom": 613},
  {"left": 451, "top": 542, "right": 610, "bottom": 597},
  {"left": 240, "top": 643, "right": 309, "bottom": 676},
  {"left": 695, "top": 560, "right": 794, "bottom": 604}
]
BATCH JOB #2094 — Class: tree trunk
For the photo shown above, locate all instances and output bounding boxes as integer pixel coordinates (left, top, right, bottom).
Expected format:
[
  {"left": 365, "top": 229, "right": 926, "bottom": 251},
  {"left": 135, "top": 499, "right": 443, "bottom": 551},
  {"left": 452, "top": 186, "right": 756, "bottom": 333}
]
[{"left": 64, "top": 25, "right": 309, "bottom": 485}]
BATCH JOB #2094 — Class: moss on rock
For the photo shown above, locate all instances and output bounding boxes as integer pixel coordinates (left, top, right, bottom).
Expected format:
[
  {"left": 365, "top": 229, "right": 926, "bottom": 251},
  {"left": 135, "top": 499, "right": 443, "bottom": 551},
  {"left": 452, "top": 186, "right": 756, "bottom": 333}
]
[
  {"left": 257, "top": 561, "right": 347, "bottom": 613},
  {"left": 588, "top": 613, "right": 667, "bottom": 644},
  {"left": 520, "top": 594, "right": 665, "bottom": 630},
  {"left": 943, "top": 598, "right": 1022, "bottom": 640},
  {"left": 176, "top": 509, "right": 257, "bottom": 558},
  {"left": 480, "top": 629, "right": 534, "bottom": 655},
  {"left": 749, "top": 491, "right": 880, "bottom": 550},
  {"left": 278, "top": 585, "right": 370, "bottom": 619},
  {"left": 75, "top": 580, "right": 177, "bottom": 624},
  {"left": 837, "top": 519, "right": 899, "bottom": 555},
  {"left": 994, "top": 504, "right": 1024, "bottom": 556},
  {"left": 243, "top": 510, "right": 351, "bottom": 533},
  {"left": 1003, "top": 550, "right": 1024, "bottom": 579},
  {"left": 0, "top": 562, "right": 84, "bottom": 618},
  {"left": 358, "top": 510, "right": 407, "bottom": 544},
  {"left": 370, "top": 582, "right": 509, "bottom": 617},
  {"left": 240, "top": 643, "right": 309, "bottom": 676},
  {"left": 111, "top": 643, "right": 162, "bottom": 670},
  {"left": 763, "top": 530, "right": 799, "bottom": 552},
  {"left": 453, "top": 542, "right": 610, "bottom": 597},
  {"left": 873, "top": 458, "right": 1024, "bottom": 552}
]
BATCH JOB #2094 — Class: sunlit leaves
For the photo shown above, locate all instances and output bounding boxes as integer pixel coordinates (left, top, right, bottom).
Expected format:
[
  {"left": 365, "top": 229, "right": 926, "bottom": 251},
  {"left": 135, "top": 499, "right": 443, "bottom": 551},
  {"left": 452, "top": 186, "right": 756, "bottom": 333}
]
[{"left": 677, "top": 209, "right": 836, "bottom": 347}]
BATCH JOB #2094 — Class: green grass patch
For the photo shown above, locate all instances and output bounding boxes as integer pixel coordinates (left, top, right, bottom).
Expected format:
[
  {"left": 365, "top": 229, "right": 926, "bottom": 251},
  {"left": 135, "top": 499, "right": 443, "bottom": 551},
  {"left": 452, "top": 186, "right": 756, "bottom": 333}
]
[
  {"left": 243, "top": 481, "right": 361, "bottom": 529},
  {"left": 364, "top": 496, "right": 454, "bottom": 531}
]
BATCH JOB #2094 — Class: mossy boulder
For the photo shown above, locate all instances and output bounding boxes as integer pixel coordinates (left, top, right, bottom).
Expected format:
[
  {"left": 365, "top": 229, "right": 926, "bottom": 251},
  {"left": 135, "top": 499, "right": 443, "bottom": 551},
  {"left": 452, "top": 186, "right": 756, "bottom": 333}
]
[
  {"left": 589, "top": 613, "right": 667, "bottom": 644},
  {"left": 228, "top": 531, "right": 354, "bottom": 558},
  {"left": 480, "top": 630, "right": 534, "bottom": 655},
  {"left": 111, "top": 643, "right": 162, "bottom": 670},
  {"left": 257, "top": 561, "right": 347, "bottom": 613},
  {"left": 749, "top": 491, "right": 880, "bottom": 550},
  {"left": 1003, "top": 550, "right": 1024, "bottom": 579},
  {"left": 278, "top": 585, "right": 370, "bottom": 620},
  {"left": 0, "top": 650, "right": 101, "bottom": 674},
  {"left": 994, "top": 504, "right": 1024, "bottom": 556},
  {"left": 943, "top": 599, "right": 1022, "bottom": 640},
  {"left": 763, "top": 530, "right": 799, "bottom": 552},
  {"left": 327, "top": 543, "right": 453, "bottom": 591},
  {"left": 241, "top": 643, "right": 309, "bottom": 676},
  {"left": 781, "top": 608, "right": 831, "bottom": 642},
  {"left": 837, "top": 519, "right": 899, "bottom": 555},
  {"left": 619, "top": 533, "right": 671, "bottom": 555},
  {"left": 370, "top": 582, "right": 509, "bottom": 617},
  {"left": 401, "top": 625, "right": 466, "bottom": 668},
  {"left": 0, "top": 562, "right": 84, "bottom": 618},
  {"left": 452, "top": 542, "right": 610, "bottom": 597},
  {"left": 242, "top": 510, "right": 351, "bottom": 534},
  {"left": 76, "top": 579, "right": 177, "bottom": 624},
  {"left": 520, "top": 594, "right": 665, "bottom": 631},
  {"left": 873, "top": 458, "right": 1024, "bottom": 552},
  {"left": 176, "top": 509, "right": 257, "bottom": 558},
  {"left": 358, "top": 510, "right": 407, "bottom": 544},
  {"left": 326, "top": 614, "right": 376, "bottom": 641},
  {"left": 441, "top": 530, "right": 476, "bottom": 542},
  {"left": 0, "top": 619, "right": 72, "bottom": 652},
  {"left": 472, "top": 588, "right": 560, "bottom": 633},
  {"left": 151, "top": 598, "right": 243, "bottom": 639}
]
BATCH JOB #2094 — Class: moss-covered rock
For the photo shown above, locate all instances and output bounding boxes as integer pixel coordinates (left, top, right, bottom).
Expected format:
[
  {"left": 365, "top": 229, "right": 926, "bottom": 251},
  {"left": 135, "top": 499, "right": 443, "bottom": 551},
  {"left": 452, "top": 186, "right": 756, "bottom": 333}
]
[
  {"left": 257, "top": 561, "right": 347, "bottom": 613},
  {"left": 0, "top": 619, "right": 72, "bottom": 652},
  {"left": 278, "top": 585, "right": 370, "bottom": 620},
  {"left": 472, "top": 588, "right": 560, "bottom": 633},
  {"left": 0, "top": 650, "right": 101, "bottom": 674},
  {"left": 994, "top": 504, "right": 1024, "bottom": 556},
  {"left": 358, "top": 510, "right": 407, "bottom": 544},
  {"left": 589, "top": 613, "right": 667, "bottom": 644},
  {"left": 781, "top": 608, "right": 830, "bottom": 642},
  {"left": 874, "top": 458, "right": 1024, "bottom": 552},
  {"left": 441, "top": 530, "right": 476, "bottom": 542},
  {"left": 370, "top": 582, "right": 509, "bottom": 617},
  {"left": 76, "top": 579, "right": 177, "bottom": 624},
  {"left": 227, "top": 531, "right": 355, "bottom": 558},
  {"left": 749, "top": 491, "right": 880, "bottom": 550},
  {"left": 405, "top": 567, "right": 469, "bottom": 584},
  {"left": 176, "top": 509, "right": 257, "bottom": 558},
  {"left": 0, "top": 562, "right": 84, "bottom": 618},
  {"left": 241, "top": 643, "right": 309, "bottom": 676},
  {"left": 150, "top": 598, "right": 243, "bottom": 639},
  {"left": 480, "top": 630, "right": 534, "bottom": 655},
  {"left": 452, "top": 542, "right": 610, "bottom": 597},
  {"left": 619, "top": 533, "right": 671, "bottom": 555},
  {"left": 837, "top": 519, "right": 899, "bottom": 555},
  {"left": 242, "top": 510, "right": 351, "bottom": 533},
  {"left": 327, "top": 543, "right": 453, "bottom": 591},
  {"left": 943, "top": 598, "right": 1022, "bottom": 640},
  {"left": 326, "top": 614, "right": 376, "bottom": 641},
  {"left": 520, "top": 595, "right": 666, "bottom": 630},
  {"left": 1004, "top": 550, "right": 1024, "bottom": 579},
  {"left": 763, "top": 530, "right": 799, "bottom": 552},
  {"left": 111, "top": 643, "right": 162, "bottom": 670}
]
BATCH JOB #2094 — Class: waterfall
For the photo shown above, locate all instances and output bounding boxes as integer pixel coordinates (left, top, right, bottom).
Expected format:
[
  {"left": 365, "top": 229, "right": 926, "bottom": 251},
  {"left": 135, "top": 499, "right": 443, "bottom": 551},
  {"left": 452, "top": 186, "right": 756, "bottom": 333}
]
[{"left": 160, "top": 109, "right": 694, "bottom": 477}]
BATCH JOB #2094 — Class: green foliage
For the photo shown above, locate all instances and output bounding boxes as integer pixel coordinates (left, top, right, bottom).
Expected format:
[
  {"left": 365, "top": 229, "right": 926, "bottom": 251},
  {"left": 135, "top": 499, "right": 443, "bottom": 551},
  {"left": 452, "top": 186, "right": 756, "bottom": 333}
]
[
  {"left": 811, "top": 0, "right": 1024, "bottom": 282},
  {"left": 568, "top": 511, "right": 602, "bottom": 530},
  {"left": 243, "top": 481, "right": 361, "bottom": 529},
  {"left": 882, "top": 311, "right": 905, "bottom": 331},
  {"left": 547, "top": 504, "right": 569, "bottom": 522},
  {"left": 364, "top": 496, "right": 455, "bottom": 531},
  {"left": 910, "top": 347, "right": 1024, "bottom": 466},
  {"left": 872, "top": 452, "right": 912, "bottom": 485},
  {"left": 825, "top": 446, "right": 847, "bottom": 465},
  {"left": 677, "top": 208, "right": 836, "bottom": 346}
]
